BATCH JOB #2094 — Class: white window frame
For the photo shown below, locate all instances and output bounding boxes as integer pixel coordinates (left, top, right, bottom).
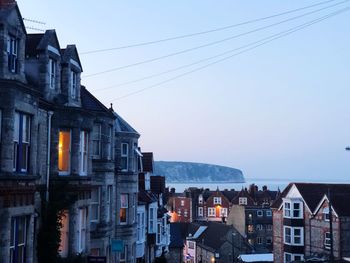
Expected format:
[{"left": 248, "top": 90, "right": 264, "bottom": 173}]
[
  {"left": 239, "top": 197, "right": 247, "bottom": 205},
  {"left": 257, "top": 236, "right": 263, "bottom": 245},
  {"left": 181, "top": 200, "right": 185, "bottom": 206},
  {"left": 9, "top": 216, "right": 27, "bottom": 263},
  {"left": 198, "top": 195, "right": 203, "bottom": 204},
  {"left": 79, "top": 130, "right": 88, "bottom": 175},
  {"left": 198, "top": 207, "right": 203, "bottom": 216},
  {"left": 120, "top": 194, "right": 128, "bottom": 225},
  {"left": 220, "top": 207, "right": 228, "bottom": 217},
  {"left": 213, "top": 197, "right": 221, "bottom": 205},
  {"left": 77, "top": 208, "right": 87, "bottom": 253},
  {"left": 92, "top": 124, "right": 101, "bottom": 159},
  {"left": 257, "top": 210, "right": 263, "bottom": 217},
  {"left": 283, "top": 199, "right": 303, "bottom": 219},
  {"left": 90, "top": 187, "right": 100, "bottom": 223},
  {"left": 49, "top": 58, "right": 56, "bottom": 89},
  {"left": 283, "top": 226, "right": 304, "bottom": 246},
  {"left": 13, "top": 112, "right": 31, "bottom": 173},
  {"left": 70, "top": 70, "right": 77, "bottom": 99},
  {"left": 106, "top": 185, "right": 112, "bottom": 222},
  {"left": 208, "top": 207, "right": 215, "bottom": 217},
  {"left": 324, "top": 232, "right": 331, "bottom": 249},
  {"left": 323, "top": 208, "right": 330, "bottom": 221},
  {"left": 121, "top": 143, "right": 128, "bottom": 171},
  {"left": 149, "top": 207, "right": 155, "bottom": 232},
  {"left": 59, "top": 211, "right": 69, "bottom": 258},
  {"left": 266, "top": 210, "right": 272, "bottom": 217},
  {"left": 7, "top": 36, "right": 18, "bottom": 73},
  {"left": 284, "top": 253, "right": 304, "bottom": 263},
  {"left": 267, "top": 224, "right": 273, "bottom": 231},
  {"left": 256, "top": 224, "right": 263, "bottom": 231}
]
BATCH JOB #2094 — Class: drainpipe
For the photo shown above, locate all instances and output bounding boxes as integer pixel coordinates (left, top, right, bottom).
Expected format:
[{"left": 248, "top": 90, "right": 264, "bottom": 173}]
[{"left": 46, "top": 111, "right": 53, "bottom": 202}]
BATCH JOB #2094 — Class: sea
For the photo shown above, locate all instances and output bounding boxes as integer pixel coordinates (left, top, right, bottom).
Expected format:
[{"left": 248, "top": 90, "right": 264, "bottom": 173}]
[{"left": 166, "top": 177, "right": 350, "bottom": 192}]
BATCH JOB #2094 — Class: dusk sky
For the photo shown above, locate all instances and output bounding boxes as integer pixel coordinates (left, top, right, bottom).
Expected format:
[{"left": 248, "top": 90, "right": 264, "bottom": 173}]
[{"left": 18, "top": 0, "right": 350, "bottom": 181}]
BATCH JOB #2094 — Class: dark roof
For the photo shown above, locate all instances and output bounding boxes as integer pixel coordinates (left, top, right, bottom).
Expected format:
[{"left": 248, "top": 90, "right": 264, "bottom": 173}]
[
  {"left": 222, "top": 190, "right": 237, "bottom": 201},
  {"left": 26, "top": 34, "right": 44, "bottom": 57},
  {"left": 196, "top": 222, "right": 232, "bottom": 251},
  {"left": 0, "top": 3, "right": 26, "bottom": 34},
  {"left": 272, "top": 183, "right": 350, "bottom": 216},
  {"left": 80, "top": 86, "right": 114, "bottom": 116},
  {"left": 114, "top": 112, "right": 139, "bottom": 135},
  {"left": 231, "top": 189, "right": 255, "bottom": 206},
  {"left": 169, "top": 223, "right": 201, "bottom": 248},
  {"left": 138, "top": 190, "right": 157, "bottom": 204},
  {"left": 61, "top": 45, "right": 83, "bottom": 71},
  {"left": 142, "top": 152, "right": 154, "bottom": 173}
]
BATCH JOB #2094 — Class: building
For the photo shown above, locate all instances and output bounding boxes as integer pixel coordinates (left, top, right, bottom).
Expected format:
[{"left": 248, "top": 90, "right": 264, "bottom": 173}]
[
  {"left": 272, "top": 183, "right": 350, "bottom": 263},
  {"left": 168, "top": 196, "right": 192, "bottom": 223},
  {"left": 227, "top": 185, "right": 278, "bottom": 252}
]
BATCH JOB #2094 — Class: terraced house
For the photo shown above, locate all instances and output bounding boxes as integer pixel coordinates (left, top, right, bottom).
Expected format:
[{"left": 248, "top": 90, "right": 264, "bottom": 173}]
[{"left": 0, "top": 1, "right": 143, "bottom": 262}]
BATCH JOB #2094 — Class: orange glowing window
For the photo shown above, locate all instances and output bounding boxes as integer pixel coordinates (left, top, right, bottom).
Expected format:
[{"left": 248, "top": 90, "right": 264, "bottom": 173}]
[{"left": 59, "top": 131, "right": 71, "bottom": 174}]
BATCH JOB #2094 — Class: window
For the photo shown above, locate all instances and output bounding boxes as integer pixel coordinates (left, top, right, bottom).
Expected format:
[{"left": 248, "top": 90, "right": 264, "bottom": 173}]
[
  {"left": 79, "top": 131, "right": 88, "bottom": 175},
  {"left": 58, "top": 130, "right": 71, "bottom": 175},
  {"left": 266, "top": 237, "right": 272, "bottom": 245},
  {"left": 90, "top": 187, "right": 100, "bottom": 222},
  {"left": 266, "top": 210, "right": 272, "bottom": 217},
  {"left": 239, "top": 197, "right": 247, "bottom": 205},
  {"left": 92, "top": 124, "right": 101, "bottom": 159},
  {"left": 248, "top": 225, "right": 254, "bottom": 233},
  {"left": 77, "top": 208, "right": 87, "bottom": 253},
  {"left": 256, "top": 224, "right": 263, "bottom": 231},
  {"left": 257, "top": 237, "right": 263, "bottom": 244},
  {"left": 106, "top": 185, "right": 112, "bottom": 222},
  {"left": 10, "top": 216, "right": 28, "bottom": 263},
  {"left": 70, "top": 71, "right": 77, "bottom": 99},
  {"left": 121, "top": 143, "right": 128, "bottom": 171},
  {"left": 324, "top": 232, "right": 331, "bottom": 249},
  {"left": 284, "top": 199, "right": 303, "bottom": 219},
  {"left": 137, "top": 213, "right": 142, "bottom": 241},
  {"left": 213, "top": 197, "right": 221, "bottom": 205},
  {"left": 184, "top": 210, "right": 188, "bottom": 217},
  {"left": 177, "top": 209, "right": 181, "bottom": 215},
  {"left": 181, "top": 200, "right": 185, "bottom": 206},
  {"left": 220, "top": 208, "right": 228, "bottom": 217},
  {"left": 120, "top": 245, "right": 127, "bottom": 263},
  {"left": 267, "top": 224, "right": 273, "bottom": 231},
  {"left": 49, "top": 58, "right": 56, "bottom": 89},
  {"left": 156, "top": 222, "right": 161, "bottom": 244},
  {"left": 284, "top": 226, "right": 304, "bottom": 245},
  {"left": 323, "top": 207, "right": 330, "bottom": 221},
  {"left": 13, "top": 112, "right": 31, "bottom": 173},
  {"left": 120, "top": 194, "right": 128, "bottom": 224},
  {"left": 284, "top": 253, "right": 303, "bottom": 263},
  {"left": 106, "top": 126, "right": 113, "bottom": 160},
  {"left": 59, "top": 211, "right": 69, "bottom": 257},
  {"left": 208, "top": 208, "right": 215, "bottom": 217},
  {"left": 7, "top": 36, "right": 18, "bottom": 73},
  {"left": 188, "top": 241, "right": 195, "bottom": 249},
  {"left": 149, "top": 207, "right": 155, "bottom": 232},
  {"left": 198, "top": 207, "right": 203, "bottom": 216},
  {"left": 257, "top": 210, "right": 263, "bottom": 217},
  {"left": 198, "top": 195, "right": 203, "bottom": 204}
]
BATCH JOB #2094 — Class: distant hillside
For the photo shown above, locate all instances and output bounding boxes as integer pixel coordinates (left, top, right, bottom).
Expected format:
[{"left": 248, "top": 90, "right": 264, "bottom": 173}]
[{"left": 154, "top": 161, "right": 245, "bottom": 183}]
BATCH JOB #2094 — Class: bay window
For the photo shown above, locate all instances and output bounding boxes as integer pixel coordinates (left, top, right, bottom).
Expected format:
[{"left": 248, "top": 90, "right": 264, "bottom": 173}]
[
  {"left": 79, "top": 130, "right": 88, "bottom": 175},
  {"left": 120, "top": 194, "right": 128, "bottom": 224},
  {"left": 284, "top": 226, "right": 304, "bottom": 245},
  {"left": 121, "top": 143, "right": 128, "bottom": 171},
  {"left": 58, "top": 130, "right": 71, "bottom": 175},
  {"left": 13, "top": 112, "right": 31, "bottom": 173}
]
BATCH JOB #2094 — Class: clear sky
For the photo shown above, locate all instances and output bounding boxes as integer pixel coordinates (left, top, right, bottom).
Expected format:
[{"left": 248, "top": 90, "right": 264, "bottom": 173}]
[{"left": 17, "top": 0, "right": 350, "bottom": 181}]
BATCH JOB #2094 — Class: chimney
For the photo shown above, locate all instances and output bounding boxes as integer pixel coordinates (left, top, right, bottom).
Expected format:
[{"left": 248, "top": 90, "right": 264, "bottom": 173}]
[{"left": 0, "top": 0, "right": 16, "bottom": 8}]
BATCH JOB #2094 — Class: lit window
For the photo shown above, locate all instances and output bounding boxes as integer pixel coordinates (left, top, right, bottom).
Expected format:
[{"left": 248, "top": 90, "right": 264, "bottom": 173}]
[
  {"left": 70, "top": 71, "right": 77, "bottom": 99},
  {"left": 79, "top": 131, "right": 88, "bottom": 175},
  {"left": 10, "top": 216, "right": 28, "bottom": 263},
  {"left": 13, "top": 112, "right": 31, "bottom": 173},
  {"left": 198, "top": 207, "right": 203, "bottom": 216},
  {"left": 106, "top": 185, "right": 112, "bottom": 222},
  {"left": 239, "top": 197, "right": 247, "bottom": 205},
  {"left": 59, "top": 211, "right": 69, "bottom": 257},
  {"left": 120, "top": 194, "right": 128, "bottom": 224},
  {"left": 213, "top": 197, "right": 221, "bottom": 205},
  {"left": 208, "top": 208, "right": 216, "bottom": 217},
  {"left": 49, "top": 58, "right": 56, "bottom": 89},
  {"left": 90, "top": 188, "right": 100, "bottom": 222},
  {"left": 257, "top": 210, "right": 263, "bottom": 217},
  {"left": 77, "top": 208, "right": 87, "bottom": 253},
  {"left": 7, "top": 36, "right": 18, "bottom": 73},
  {"left": 121, "top": 143, "right": 128, "bottom": 171},
  {"left": 284, "top": 226, "right": 304, "bottom": 245},
  {"left": 92, "top": 124, "right": 101, "bottom": 159},
  {"left": 58, "top": 130, "right": 71, "bottom": 175},
  {"left": 324, "top": 232, "right": 331, "bottom": 249}
]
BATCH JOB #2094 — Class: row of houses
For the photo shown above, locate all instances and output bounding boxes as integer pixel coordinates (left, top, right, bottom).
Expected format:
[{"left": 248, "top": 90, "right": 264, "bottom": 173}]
[
  {"left": 168, "top": 184, "right": 279, "bottom": 252},
  {"left": 0, "top": 1, "right": 170, "bottom": 263}
]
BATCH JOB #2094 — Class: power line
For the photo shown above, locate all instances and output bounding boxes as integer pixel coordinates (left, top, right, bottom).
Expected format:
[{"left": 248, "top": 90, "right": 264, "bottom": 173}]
[
  {"left": 83, "top": 0, "right": 349, "bottom": 78},
  {"left": 107, "top": 6, "right": 350, "bottom": 102},
  {"left": 81, "top": 0, "right": 340, "bottom": 55}
]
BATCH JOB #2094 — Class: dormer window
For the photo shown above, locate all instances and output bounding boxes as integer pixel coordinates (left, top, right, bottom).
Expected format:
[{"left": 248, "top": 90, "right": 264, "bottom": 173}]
[
  {"left": 283, "top": 199, "right": 303, "bottom": 219},
  {"left": 49, "top": 58, "right": 56, "bottom": 89},
  {"left": 7, "top": 36, "right": 18, "bottom": 73},
  {"left": 213, "top": 197, "right": 221, "bottom": 205},
  {"left": 239, "top": 197, "right": 247, "bottom": 205},
  {"left": 70, "top": 71, "right": 77, "bottom": 99}
]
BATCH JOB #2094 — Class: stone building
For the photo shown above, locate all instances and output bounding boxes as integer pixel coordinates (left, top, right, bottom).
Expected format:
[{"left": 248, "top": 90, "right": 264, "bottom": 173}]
[{"left": 272, "top": 183, "right": 350, "bottom": 263}]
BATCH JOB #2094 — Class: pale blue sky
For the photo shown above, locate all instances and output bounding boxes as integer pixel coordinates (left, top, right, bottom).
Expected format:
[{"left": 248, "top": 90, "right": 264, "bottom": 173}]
[{"left": 18, "top": 1, "right": 350, "bottom": 180}]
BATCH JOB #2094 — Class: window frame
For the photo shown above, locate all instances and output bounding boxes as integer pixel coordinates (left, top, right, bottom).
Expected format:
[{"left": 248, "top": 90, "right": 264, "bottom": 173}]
[
  {"left": 283, "top": 199, "right": 303, "bottom": 219},
  {"left": 283, "top": 226, "right": 304, "bottom": 246},
  {"left": 239, "top": 197, "right": 247, "bottom": 205},
  {"left": 90, "top": 187, "right": 101, "bottom": 223},
  {"left": 79, "top": 130, "right": 88, "bottom": 176},
  {"left": 208, "top": 207, "right": 215, "bottom": 217},
  {"left": 324, "top": 232, "right": 331, "bottom": 250},
  {"left": 7, "top": 35, "right": 18, "bottom": 73},
  {"left": 106, "top": 185, "right": 112, "bottom": 222},
  {"left": 49, "top": 58, "right": 56, "bottom": 89},
  {"left": 9, "top": 216, "right": 28, "bottom": 263},
  {"left": 77, "top": 208, "right": 87, "bottom": 253},
  {"left": 58, "top": 130, "right": 71, "bottom": 175},
  {"left": 220, "top": 207, "right": 228, "bottom": 217},
  {"left": 198, "top": 207, "right": 203, "bottom": 216},
  {"left": 13, "top": 112, "right": 31, "bottom": 173},
  {"left": 70, "top": 70, "right": 77, "bottom": 99},
  {"left": 213, "top": 197, "right": 222, "bottom": 205},
  {"left": 120, "top": 143, "right": 129, "bottom": 171},
  {"left": 257, "top": 210, "right": 263, "bottom": 217},
  {"left": 92, "top": 124, "right": 101, "bottom": 159},
  {"left": 120, "top": 194, "right": 128, "bottom": 225}
]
